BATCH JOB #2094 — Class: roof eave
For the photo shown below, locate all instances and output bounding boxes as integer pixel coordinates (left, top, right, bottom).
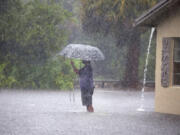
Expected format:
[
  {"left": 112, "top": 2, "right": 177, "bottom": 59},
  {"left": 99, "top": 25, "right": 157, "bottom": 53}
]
[{"left": 134, "top": 0, "right": 177, "bottom": 27}]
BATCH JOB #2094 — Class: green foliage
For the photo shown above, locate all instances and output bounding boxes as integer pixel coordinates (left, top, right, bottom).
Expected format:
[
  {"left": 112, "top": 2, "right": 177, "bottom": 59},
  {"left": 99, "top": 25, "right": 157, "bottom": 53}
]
[
  {"left": 55, "top": 58, "right": 76, "bottom": 90},
  {"left": 0, "top": 0, "right": 75, "bottom": 90},
  {"left": 0, "top": 63, "right": 17, "bottom": 88}
]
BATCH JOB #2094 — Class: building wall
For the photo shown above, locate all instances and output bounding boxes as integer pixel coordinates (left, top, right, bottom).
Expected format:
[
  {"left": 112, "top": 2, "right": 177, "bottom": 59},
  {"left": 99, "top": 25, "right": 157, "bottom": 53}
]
[{"left": 156, "top": 8, "right": 180, "bottom": 115}]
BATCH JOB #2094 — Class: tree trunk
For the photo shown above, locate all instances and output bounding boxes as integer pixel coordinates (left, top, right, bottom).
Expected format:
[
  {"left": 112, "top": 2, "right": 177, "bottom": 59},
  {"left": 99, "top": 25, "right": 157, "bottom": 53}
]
[{"left": 122, "top": 29, "right": 140, "bottom": 88}]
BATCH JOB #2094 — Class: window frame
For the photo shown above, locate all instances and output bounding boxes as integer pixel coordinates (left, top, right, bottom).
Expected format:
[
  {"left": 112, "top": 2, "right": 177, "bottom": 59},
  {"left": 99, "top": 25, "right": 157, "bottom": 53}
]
[{"left": 172, "top": 38, "right": 180, "bottom": 86}]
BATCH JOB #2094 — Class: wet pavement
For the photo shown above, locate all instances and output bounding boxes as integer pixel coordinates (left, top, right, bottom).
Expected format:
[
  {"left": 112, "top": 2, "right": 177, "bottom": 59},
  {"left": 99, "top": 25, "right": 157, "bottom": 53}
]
[{"left": 0, "top": 89, "right": 180, "bottom": 135}]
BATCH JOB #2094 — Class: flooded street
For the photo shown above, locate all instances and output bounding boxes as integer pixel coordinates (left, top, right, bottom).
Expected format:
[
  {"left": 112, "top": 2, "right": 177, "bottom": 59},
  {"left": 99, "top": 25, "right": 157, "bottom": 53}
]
[{"left": 0, "top": 89, "right": 180, "bottom": 135}]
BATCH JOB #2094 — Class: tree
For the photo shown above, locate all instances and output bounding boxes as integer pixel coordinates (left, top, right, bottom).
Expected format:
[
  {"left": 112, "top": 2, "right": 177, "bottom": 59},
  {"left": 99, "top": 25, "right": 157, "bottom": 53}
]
[
  {"left": 0, "top": 0, "right": 75, "bottom": 89},
  {"left": 80, "top": 0, "right": 157, "bottom": 88}
]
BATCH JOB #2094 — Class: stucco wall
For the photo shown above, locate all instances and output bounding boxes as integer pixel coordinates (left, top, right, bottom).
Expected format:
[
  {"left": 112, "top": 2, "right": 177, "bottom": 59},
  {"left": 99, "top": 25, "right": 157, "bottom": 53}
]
[{"left": 156, "top": 8, "right": 180, "bottom": 115}]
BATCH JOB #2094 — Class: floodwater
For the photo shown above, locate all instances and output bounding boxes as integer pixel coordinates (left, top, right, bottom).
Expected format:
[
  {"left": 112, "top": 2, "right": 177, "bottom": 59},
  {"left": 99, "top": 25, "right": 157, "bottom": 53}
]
[{"left": 0, "top": 89, "right": 180, "bottom": 135}]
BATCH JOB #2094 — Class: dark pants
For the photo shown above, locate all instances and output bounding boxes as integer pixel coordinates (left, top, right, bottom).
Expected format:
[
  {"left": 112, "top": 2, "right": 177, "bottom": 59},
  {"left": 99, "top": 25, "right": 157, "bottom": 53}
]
[{"left": 81, "top": 87, "right": 94, "bottom": 106}]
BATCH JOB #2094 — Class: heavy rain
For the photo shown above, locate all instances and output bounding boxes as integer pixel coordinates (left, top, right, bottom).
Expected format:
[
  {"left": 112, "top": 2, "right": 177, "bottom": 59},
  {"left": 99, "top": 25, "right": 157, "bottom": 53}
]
[{"left": 0, "top": 0, "right": 180, "bottom": 135}]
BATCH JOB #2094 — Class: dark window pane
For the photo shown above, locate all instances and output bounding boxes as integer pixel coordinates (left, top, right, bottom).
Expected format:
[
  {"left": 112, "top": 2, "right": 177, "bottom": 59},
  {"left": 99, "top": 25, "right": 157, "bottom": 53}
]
[
  {"left": 174, "top": 50, "right": 180, "bottom": 62},
  {"left": 174, "top": 74, "right": 180, "bottom": 85}
]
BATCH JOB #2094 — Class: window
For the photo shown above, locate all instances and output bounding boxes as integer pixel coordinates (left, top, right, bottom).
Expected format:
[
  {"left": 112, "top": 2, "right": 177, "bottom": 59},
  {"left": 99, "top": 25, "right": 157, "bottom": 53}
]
[{"left": 173, "top": 38, "right": 180, "bottom": 85}]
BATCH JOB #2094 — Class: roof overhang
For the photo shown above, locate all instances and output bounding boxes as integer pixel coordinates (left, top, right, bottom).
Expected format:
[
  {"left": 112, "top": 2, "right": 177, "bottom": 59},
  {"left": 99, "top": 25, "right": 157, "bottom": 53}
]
[{"left": 134, "top": 0, "right": 180, "bottom": 27}]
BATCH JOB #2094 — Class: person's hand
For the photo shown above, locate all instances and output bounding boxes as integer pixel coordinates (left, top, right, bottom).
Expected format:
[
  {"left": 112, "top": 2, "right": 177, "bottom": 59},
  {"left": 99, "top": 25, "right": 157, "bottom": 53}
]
[{"left": 70, "top": 60, "right": 79, "bottom": 74}]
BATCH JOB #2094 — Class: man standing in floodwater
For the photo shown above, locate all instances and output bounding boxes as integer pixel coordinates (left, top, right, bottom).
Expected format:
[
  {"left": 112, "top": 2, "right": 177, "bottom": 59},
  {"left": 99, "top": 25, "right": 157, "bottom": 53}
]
[{"left": 71, "top": 60, "right": 94, "bottom": 112}]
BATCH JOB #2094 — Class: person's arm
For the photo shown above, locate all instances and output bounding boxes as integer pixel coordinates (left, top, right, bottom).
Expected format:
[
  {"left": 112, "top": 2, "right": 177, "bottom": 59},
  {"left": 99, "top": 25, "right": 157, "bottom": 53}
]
[{"left": 70, "top": 60, "right": 79, "bottom": 74}]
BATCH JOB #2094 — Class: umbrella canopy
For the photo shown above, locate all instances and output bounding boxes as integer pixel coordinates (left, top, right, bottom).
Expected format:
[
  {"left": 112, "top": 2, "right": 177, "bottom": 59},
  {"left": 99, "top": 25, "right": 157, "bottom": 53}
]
[{"left": 59, "top": 44, "right": 105, "bottom": 61}]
